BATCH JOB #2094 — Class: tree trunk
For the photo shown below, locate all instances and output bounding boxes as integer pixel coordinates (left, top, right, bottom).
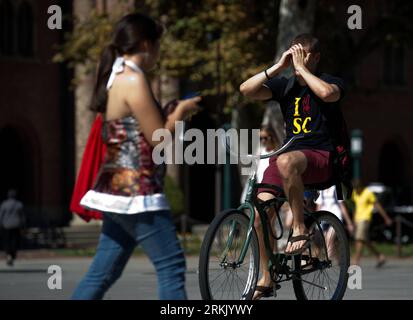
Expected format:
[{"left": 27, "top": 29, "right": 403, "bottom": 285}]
[
  {"left": 159, "top": 76, "right": 182, "bottom": 185},
  {"left": 73, "top": 0, "right": 96, "bottom": 176},
  {"left": 263, "top": 0, "right": 317, "bottom": 143},
  {"left": 275, "top": 0, "right": 317, "bottom": 63},
  {"left": 71, "top": 0, "right": 101, "bottom": 227}
]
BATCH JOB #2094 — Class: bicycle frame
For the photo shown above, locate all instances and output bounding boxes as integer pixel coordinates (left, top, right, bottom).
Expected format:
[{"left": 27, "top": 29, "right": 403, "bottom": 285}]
[
  {"left": 218, "top": 133, "right": 330, "bottom": 280},
  {"left": 235, "top": 174, "right": 289, "bottom": 271},
  {"left": 220, "top": 172, "right": 330, "bottom": 282}
]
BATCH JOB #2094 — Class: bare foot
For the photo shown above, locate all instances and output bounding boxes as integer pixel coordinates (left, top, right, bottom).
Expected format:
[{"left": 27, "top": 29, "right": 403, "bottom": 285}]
[{"left": 285, "top": 225, "right": 310, "bottom": 254}]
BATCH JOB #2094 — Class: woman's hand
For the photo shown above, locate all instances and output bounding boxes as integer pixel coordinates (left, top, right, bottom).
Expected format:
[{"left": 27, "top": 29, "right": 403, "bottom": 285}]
[{"left": 175, "top": 96, "right": 202, "bottom": 120}]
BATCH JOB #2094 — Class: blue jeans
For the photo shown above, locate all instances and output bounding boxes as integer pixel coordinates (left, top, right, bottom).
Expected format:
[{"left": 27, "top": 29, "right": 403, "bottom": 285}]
[{"left": 71, "top": 210, "right": 187, "bottom": 300}]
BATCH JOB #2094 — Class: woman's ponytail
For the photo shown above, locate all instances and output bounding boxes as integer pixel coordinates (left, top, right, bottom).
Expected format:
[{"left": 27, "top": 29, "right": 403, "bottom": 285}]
[
  {"left": 90, "top": 13, "right": 164, "bottom": 113},
  {"left": 90, "top": 44, "right": 117, "bottom": 112}
]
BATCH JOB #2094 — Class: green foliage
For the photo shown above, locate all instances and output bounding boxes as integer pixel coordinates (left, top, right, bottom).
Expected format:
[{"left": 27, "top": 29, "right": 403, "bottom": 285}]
[
  {"left": 164, "top": 175, "right": 184, "bottom": 217},
  {"left": 54, "top": 10, "right": 114, "bottom": 73},
  {"left": 55, "top": 0, "right": 279, "bottom": 113}
]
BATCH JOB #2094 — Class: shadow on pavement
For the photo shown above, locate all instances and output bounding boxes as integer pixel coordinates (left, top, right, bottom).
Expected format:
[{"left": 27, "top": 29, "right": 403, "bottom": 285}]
[{"left": 0, "top": 269, "right": 47, "bottom": 274}]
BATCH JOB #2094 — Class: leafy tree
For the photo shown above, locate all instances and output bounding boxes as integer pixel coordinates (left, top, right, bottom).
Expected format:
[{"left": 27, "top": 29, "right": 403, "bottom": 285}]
[{"left": 55, "top": 0, "right": 280, "bottom": 115}]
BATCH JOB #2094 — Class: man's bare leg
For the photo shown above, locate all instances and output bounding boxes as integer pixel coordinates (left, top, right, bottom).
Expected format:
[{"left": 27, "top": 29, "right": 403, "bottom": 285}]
[
  {"left": 253, "top": 192, "right": 276, "bottom": 299},
  {"left": 325, "top": 228, "right": 337, "bottom": 259},
  {"left": 276, "top": 151, "right": 309, "bottom": 253},
  {"left": 271, "top": 214, "right": 278, "bottom": 253}
]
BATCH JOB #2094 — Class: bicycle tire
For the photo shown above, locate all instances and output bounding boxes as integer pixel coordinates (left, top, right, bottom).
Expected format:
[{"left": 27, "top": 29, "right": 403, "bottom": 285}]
[
  {"left": 199, "top": 209, "right": 260, "bottom": 300},
  {"left": 292, "top": 211, "right": 350, "bottom": 300}
]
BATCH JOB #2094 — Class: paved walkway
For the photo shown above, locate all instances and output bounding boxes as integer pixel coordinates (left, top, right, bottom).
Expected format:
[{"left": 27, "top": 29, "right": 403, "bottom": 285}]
[{"left": 0, "top": 255, "right": 412, "bottom": 300}]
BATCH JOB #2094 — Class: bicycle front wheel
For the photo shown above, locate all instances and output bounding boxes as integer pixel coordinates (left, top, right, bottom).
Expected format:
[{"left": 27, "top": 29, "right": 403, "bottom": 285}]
[
  {"left": 292, "top": 211, "right": 350, "bottom": 300},
  {"left": 199, "top": 209, "right": 259, "bottom": 300}
]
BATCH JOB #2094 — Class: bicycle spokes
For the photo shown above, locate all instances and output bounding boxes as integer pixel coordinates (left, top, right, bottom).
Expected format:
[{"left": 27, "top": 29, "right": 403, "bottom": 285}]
[{"left": 292, "top": 212, "right": 349, "bottom": 300}]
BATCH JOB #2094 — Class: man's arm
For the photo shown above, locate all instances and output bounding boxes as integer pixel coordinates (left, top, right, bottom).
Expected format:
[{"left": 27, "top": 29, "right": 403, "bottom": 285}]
[
  {"left": 240, "top": 49, "right": 292, "bottom": 100},
  {"left": 339, "top": 202, "right": 355, "bottom": 233},
  {"left": 291, "top": 44, "right": 342, "bottom": 103},
  {"left": 374, "top": 201, "right": 393, "bottom": 226}
]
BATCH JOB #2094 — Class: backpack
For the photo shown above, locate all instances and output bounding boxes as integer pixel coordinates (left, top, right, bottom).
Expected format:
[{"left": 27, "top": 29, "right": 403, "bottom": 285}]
[
  {"left": 282, "top": 75, "right": 353, "bottom": 200},
  {"left": 323, "top": 108, "right": 353, "bottom": 200}
]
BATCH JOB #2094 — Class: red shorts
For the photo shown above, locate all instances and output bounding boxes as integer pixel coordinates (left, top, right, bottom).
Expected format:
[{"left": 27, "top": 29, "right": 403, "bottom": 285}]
[{"left": 258, "top": 149, "right": 332, "bottom": 196}]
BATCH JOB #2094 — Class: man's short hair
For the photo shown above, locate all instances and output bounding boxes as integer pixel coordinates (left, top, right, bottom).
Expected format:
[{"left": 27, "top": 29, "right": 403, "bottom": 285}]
[{"left": 291, "top": 33, "right": 320, "bottom": 53}]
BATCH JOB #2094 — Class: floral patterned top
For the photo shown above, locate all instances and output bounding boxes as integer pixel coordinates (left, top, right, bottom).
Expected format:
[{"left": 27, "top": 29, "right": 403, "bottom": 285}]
[
  {"left": 94, "top": 116, "right": 165, "bottom": 196},
  {"left": 80, "top": 57, "right": 169, "bottom": 215}
]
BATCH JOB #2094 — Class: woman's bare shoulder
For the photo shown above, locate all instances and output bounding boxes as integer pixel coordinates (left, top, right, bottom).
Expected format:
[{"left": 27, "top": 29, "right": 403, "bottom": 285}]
[{"left": 116, "top": 68, "right": 147, "bottom": 88}]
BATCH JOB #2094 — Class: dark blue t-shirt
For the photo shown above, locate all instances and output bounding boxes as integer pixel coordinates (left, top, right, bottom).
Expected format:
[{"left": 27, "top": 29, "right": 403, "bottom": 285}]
[{"left": 264, "top": 73, "right": 346, "bottom": 152}]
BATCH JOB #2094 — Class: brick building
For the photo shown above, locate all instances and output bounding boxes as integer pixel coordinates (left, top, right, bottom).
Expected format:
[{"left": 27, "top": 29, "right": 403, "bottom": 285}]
[
  {"left": 315, "top": 0, "right": 413, "bottom": 204},
  {"left": 0, "top": 0, "right": 74, "bottom": 227}
]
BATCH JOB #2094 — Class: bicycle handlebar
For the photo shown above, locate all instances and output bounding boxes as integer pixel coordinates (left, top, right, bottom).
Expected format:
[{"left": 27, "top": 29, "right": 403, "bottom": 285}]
[
  {"left": 259, "top": 135, "right": 305, "bottom": 159},
  {"left": 221, "top": 133, "right": 305, "bottom": 161}
]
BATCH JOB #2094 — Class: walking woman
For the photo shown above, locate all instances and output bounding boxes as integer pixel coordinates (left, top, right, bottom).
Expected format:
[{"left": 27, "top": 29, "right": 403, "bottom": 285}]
[{"left": 72, "top": 13, "right": 200, "bottom": 300}]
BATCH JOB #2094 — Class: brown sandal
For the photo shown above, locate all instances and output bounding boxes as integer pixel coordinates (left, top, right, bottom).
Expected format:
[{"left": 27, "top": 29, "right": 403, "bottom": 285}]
[
  {"left": 285, "top": 233, "right": 314, "bottom": 256},
  {"left": 253, "top": 286, "right": 273, "bottom": 300}
]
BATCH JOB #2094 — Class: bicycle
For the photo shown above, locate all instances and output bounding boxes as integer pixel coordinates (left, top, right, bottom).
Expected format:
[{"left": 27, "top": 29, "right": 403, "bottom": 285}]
[{"left": 198, "top": 135, "right": 350, "bottom": 300}]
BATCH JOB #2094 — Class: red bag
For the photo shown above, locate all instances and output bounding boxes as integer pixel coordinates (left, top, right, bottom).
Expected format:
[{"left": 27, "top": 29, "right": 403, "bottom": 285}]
[{"left": 70, "top": 114, "right": 106, "bottom": 222}]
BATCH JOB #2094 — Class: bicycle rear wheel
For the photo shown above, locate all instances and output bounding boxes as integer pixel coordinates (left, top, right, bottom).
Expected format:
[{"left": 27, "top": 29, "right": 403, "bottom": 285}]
[
  {"left": 292, "top": 211, "right": 350, "bottom": 300},
  {"left": 199, "top": 209, "right": 259, "bottom": 300}
]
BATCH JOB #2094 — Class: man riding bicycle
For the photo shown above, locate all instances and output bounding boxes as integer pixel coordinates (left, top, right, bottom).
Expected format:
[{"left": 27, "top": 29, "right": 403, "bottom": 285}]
[{"left": 240, "top": 33, "right": 346, "bottom": 299}]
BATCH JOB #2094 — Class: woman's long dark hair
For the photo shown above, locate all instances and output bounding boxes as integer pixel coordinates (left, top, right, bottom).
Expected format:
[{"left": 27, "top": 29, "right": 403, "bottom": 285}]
[{"left": 91, "top": 13, "right": 163, "bottom": 113}]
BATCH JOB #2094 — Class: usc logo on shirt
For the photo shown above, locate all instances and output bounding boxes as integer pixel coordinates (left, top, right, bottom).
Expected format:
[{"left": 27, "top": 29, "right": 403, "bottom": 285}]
[{"left": 293, "top": 96, "right": 312, "bottom": 134}]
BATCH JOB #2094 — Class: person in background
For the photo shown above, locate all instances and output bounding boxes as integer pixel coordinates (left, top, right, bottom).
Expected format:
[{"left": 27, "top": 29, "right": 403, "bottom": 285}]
[
  {"left": 316, "top": 185, "right": 354, "bottom": 233},
  {"left": 315, "top": 185, "right": 354, "bottom": 259},
  {"left": 257, "top": 126, "right": 280, "bottom": 182},
  {"left": 240, "top": 125, "right": 280, "bottom": 203},
  {"left": 352, "top": 179, "right": 392, "bottom": 267},
  {"left": 0, "top": 189, "right": 25, "bottom": 267}
]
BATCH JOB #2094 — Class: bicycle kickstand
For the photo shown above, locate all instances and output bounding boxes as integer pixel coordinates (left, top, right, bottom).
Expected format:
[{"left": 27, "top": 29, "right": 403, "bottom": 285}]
[{"left": 272, "top": 282, "right": 278, "bottom": 298}]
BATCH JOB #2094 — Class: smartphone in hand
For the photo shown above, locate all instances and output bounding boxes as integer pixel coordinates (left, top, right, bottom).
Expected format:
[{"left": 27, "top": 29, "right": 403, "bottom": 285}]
[
  {"left": 182, "top": 91, "right": 202, "bottom": 100},
  {"left": 163, "top": 92, "right": 203, "bottom": 117}
]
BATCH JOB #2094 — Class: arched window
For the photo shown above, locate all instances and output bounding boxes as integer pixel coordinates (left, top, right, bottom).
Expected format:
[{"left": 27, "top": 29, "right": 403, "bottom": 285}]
[
  {"left": 0, "top": 0, "right": 14, "bottom": 55},
  {"left": 17, "top": 0, "right": 34, "bottom": 57}
]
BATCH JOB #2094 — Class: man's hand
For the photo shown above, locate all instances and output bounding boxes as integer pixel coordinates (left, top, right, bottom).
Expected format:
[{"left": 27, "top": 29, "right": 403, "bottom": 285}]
[
  {"left": 347, "top": 223, "right": 355, "bottom": 235},
  {"left": 375, "top": 202, "right": 393, "bottom": 227},
  {"left": 385, "top": 217, "right": 393, "bottom": 227},
  {"left": 275, "top": 49, "right": 292, "bottom": 71},
  {"left": 291, "top": 44, "right": 308, "bottom": 75}
]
